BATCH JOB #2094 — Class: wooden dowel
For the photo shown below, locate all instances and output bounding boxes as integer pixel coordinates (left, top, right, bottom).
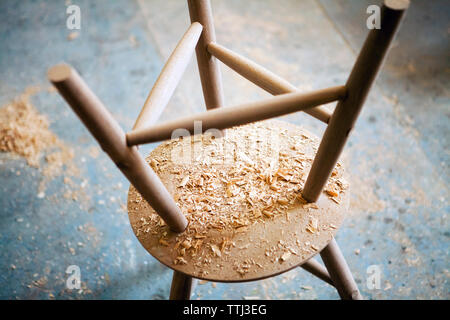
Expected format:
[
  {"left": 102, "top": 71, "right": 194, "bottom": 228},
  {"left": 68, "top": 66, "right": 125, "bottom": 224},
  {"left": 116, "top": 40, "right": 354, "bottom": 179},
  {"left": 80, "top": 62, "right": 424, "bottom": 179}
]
[
  {"left": 207, "top": 42, "right": 332, "bottom": 124},
  {"left": 48, "top": 64, "right": 188, "bottom": 233},
  {"left": 126, "top": 86, "right": 346, "bottom": 146},
  {"left": 302, "top": 0, "right": 409, "bottom": 202},
  {"left": 320, "top": 238, "right": 362, "bottom": 300},
  {"left": 133, "top": 22, "right": 203, "bottom": 130},
  {"left": 187, "top": 0, "right": 225, "bottom": 110},
  {"left": 169, "top": 271, "right": 193, "bottom": 300},
  {"left": 301, "top": 258, "right": 335, "bottom": 287}
]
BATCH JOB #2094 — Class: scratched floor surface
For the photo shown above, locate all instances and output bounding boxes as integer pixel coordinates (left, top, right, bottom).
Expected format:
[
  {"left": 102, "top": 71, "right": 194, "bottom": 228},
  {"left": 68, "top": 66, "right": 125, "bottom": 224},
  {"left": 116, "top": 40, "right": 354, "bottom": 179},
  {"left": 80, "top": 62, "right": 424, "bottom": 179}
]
[{"left": 0, "top": 0, "right": 448, "bottom": 299}]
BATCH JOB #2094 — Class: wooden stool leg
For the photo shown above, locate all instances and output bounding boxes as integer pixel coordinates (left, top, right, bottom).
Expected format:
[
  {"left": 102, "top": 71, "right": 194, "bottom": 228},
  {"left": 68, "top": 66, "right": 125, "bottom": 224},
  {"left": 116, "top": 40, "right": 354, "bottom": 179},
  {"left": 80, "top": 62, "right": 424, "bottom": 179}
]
[
  {"left": 48, "top": 64, "right": 188, "bottom": 232},
  {"left": 187, "top": 0, "right": 224, "bottom": 110},
  {"left": 302, "top": 0, "right": 409, "bottom": 202},
  {"left": 301, "top": 258, "right": 335, "bottom": 287},
  {"left": 320, "top": 238, "right": 362, "bottom": 300},
  {"left": 169, "top": 271, "right": 194, "bottom": 300}
]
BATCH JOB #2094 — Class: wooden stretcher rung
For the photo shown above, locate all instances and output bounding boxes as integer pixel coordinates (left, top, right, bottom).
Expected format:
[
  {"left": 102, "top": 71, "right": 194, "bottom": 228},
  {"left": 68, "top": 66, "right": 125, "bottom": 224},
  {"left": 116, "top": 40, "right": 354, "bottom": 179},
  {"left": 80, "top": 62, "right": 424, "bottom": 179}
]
[
  {"left": 126, "top": 85, "right": 346, "bottom": 146},
  {"left": 207, "top": 42, "right": 332, "bottom": 124},
  {"left": 133, "top": 22, "right": 203, "bottom": 130}
]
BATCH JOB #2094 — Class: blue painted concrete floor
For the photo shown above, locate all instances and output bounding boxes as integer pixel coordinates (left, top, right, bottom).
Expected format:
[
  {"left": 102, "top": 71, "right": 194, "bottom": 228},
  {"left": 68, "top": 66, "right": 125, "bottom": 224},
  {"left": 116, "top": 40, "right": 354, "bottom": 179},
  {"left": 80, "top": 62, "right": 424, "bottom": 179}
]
[{"left": 0, "top": 0, "right": 448, "bottom": 299}]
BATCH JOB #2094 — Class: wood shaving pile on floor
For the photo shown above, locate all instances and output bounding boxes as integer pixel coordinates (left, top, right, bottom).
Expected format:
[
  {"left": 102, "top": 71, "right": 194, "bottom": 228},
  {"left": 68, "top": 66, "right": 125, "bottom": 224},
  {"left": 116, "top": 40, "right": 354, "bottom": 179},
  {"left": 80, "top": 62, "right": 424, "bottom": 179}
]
[
  {"left": 0, "top": 87, "right": 79, "bottom": 194},
  {"left": 0, "top": 87, "right": 57, "bottom": 167}
]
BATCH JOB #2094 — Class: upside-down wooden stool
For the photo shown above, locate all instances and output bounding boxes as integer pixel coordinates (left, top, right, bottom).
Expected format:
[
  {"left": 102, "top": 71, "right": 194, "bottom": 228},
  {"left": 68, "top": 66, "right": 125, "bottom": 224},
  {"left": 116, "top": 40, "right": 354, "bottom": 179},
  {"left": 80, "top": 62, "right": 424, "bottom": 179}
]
[{"left": 48, "top": 0, "right": 408, "bottom": 300}]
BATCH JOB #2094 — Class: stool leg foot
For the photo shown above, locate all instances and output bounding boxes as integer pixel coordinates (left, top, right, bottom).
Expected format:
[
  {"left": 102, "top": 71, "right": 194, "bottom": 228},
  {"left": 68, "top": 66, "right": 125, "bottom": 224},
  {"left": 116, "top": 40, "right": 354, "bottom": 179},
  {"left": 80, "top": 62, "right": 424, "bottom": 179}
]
[
  {"left": 169, "top": 271, "right": 194, "bottom": 300},
  {"left": 320, "top": 238, "right": 363, "bottom": 300}
]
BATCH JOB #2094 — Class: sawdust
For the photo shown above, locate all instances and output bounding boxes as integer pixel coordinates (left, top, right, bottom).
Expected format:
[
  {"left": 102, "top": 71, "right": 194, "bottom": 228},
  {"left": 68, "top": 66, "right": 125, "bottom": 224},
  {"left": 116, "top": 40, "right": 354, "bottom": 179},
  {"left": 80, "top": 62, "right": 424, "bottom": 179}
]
[
  {"left": 0, "top": 87, "right": 80, "bottom": 196},
  {"left": 349, "top": 176, "right": 386, "bottom": 214},
  {"left": 67, "top": 32, "right": 79, "bottom": 41},
  {"left": 88, "top": 145, "right": 100, "bottom": 159},
  {"left": 0, "top": 87, "right": 56, "bottom": 167},
  {"left": 129, "top": 120, "right": 348, "bottom": 277}
]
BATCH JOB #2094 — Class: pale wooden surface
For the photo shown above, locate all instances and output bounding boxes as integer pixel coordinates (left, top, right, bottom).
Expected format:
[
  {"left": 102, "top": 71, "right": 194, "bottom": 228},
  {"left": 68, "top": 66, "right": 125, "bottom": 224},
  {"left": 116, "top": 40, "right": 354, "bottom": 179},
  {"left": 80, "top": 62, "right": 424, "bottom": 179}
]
[{"left": 128, "top": 120, "right": 349, "bottom": 282}]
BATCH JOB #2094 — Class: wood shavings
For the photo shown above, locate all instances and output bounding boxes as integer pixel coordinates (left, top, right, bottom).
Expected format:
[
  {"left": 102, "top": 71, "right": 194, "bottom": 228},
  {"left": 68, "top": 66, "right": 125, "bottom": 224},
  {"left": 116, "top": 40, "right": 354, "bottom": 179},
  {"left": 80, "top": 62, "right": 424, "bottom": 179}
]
[
  {"left": 0, "top": 87, "right": 82, "bottom": 199},
  {"left": 210, "top": 244, "right": 222, "bottom": 257},
  {"left": 0, "top": 87, "right": 56, "bottom": 167},
  {"left": 174, "top": 257, "right": 187, "bottom": 265},
  {"left": 181, "top": 239, "right": 192, "bottom": 249},
  {"left": 129, "top": 121, "right": 348, "bottom": 277},
  {"left": 325, "top": 188, "right": 339, "bottom": 197},
  {"left": 67, "top": 32, "right": 79, "bottom": 41},
  {"left": 238, "top": 152, "right": 255, "bottom": 166},
  {"left": 336, "top": 178, "right": 349, "bottom": 190},
  {"left": 179, "top": 176, "right": 189, "bottom": 187},
  {"left": 306, "top": 217, "right": 319, "bottom": 234},
  {"left": 280, "top": 251, "right": 291, "bottom": 262},
  {"left": 331, "top": 197, "right": 341, "bottom": 204},
  {"left": 159, "top": 238, "right": 169, "bottom": 246},
  {"left": 303, "top": 203, "right": 319, "bottom": 209}
]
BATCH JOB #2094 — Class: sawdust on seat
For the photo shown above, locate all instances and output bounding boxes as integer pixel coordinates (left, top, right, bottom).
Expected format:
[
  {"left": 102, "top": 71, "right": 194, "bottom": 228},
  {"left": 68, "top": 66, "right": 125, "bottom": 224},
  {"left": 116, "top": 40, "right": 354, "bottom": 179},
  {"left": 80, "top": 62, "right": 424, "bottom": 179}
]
[{"left": 128, "top": 120, "right": 349, "bottom": 280}]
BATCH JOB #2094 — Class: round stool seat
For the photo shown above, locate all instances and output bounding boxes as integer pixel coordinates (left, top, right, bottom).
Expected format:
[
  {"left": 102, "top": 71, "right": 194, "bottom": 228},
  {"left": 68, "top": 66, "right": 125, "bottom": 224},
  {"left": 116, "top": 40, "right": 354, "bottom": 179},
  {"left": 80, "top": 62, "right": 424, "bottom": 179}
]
[{"left": 127, "top": 120, "right": 349, "bottom": 282}]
